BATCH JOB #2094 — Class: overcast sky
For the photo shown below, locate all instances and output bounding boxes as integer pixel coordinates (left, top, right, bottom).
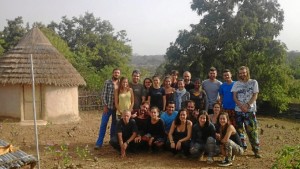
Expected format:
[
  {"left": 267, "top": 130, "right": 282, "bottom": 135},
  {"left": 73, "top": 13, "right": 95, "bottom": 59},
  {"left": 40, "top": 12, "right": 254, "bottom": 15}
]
[{"left": 0, "top": 0, "right": 299, "bottom": 55}]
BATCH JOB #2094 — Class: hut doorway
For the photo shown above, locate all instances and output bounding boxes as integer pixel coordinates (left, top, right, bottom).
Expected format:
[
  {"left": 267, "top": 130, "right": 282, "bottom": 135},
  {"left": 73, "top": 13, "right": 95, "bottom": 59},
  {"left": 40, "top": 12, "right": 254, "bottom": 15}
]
[{"left": 23, "top": 85, "right": 42, "bottom": 120}]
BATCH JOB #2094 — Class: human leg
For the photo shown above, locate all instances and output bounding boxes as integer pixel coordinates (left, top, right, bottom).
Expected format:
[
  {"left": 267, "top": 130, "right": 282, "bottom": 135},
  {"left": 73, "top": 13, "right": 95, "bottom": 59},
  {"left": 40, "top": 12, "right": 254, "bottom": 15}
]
[
  {"left": 235, "top": 111, "right": 247, "bottom": 149},
  {"left": 110, "top": 109, "right": 117, "bottom": 140},
  {"left": 95, "top": 110, "right": 112, "bottom": 147},
  {"left": 244, "top": 112, "right": 261, "bottom": 157},
  {"left": 218, "top": 140, "right": 242, "bottom": 167},
  {"left": 205, "top": 137, "right": 217, "bottom": 157}
]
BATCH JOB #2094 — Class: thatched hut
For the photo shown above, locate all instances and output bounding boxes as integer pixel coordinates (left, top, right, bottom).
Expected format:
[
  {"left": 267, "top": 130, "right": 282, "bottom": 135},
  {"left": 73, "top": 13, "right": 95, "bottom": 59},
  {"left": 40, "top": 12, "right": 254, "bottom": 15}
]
[{"left": 0, "top": 27, "right": 86, "bottom": 124}]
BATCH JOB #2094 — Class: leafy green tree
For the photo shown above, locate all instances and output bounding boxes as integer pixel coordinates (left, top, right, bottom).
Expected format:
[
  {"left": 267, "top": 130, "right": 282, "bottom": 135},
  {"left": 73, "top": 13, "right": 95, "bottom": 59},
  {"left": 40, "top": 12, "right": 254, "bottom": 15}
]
[
  {"left": 164, "top": 0, "right": 294, "bottom": 111},
  {"left": 0, "top": 16, "right": 26, "bottom": 52},
  {"left": 47, "top": 12, "right": 132, "bottom": 90},
  {"left": 287, "top": 51, "right": 300, "bottom": 79}
]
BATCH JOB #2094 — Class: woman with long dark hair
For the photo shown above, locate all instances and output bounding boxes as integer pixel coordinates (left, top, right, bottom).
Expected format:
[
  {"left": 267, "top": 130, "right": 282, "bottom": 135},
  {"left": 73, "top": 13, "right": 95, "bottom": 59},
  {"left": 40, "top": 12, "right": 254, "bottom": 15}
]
[
  {"left": 190, "top": 111, "right": 217, "bottom": 164},
  {"left": 168, "top": 108, "right": 192, "bottom": 157},
  {"left": 217, "top": 112, "right": 244, "bottom": 167}
]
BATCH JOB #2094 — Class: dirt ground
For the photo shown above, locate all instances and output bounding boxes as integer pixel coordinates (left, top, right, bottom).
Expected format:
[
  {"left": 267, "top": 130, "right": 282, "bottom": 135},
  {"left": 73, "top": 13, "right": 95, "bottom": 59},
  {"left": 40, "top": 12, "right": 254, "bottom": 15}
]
[{"left": 1, "top": 111, "right": 300, "bottom": 169}]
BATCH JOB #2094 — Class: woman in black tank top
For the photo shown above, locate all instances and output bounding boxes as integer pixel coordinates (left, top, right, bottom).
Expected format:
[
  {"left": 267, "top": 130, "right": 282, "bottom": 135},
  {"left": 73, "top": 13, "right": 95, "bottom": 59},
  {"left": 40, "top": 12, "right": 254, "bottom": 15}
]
[
  {"left": 217, "top": 112, "right": 244, "bottom": 167},
  {"left": 168, "top": 108, "right": 193, "bottom": 156}
]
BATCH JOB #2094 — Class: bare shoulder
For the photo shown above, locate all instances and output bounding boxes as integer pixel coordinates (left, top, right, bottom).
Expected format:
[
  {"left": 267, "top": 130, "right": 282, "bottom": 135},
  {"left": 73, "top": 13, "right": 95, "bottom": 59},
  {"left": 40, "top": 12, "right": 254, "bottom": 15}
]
[{"left": 187, "top": 120, "right": 193, "bottom": 126}]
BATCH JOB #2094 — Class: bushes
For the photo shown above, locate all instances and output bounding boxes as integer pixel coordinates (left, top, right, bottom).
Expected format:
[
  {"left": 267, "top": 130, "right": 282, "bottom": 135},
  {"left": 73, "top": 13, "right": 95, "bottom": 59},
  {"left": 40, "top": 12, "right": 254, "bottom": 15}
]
[{"left": 272, "top": 145, "right": 300, "bottom": 169}]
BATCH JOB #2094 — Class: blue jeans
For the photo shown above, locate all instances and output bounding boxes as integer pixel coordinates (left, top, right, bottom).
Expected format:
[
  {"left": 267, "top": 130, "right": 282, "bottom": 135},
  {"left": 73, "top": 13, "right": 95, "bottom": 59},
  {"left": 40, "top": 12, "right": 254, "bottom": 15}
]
[{"left": 95, "top": 109, "right": 117, "bottom": 147}]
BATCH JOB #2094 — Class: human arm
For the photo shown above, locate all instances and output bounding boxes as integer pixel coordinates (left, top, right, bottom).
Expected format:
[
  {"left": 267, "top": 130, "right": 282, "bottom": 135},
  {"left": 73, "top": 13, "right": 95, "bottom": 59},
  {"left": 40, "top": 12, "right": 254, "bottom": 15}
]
[
  {"left": 114, "top": 89, "right": 120, "bottom": 113},
  {"left": 101, "top": 81, "right": 109, "bottom": 113},
  {"left": 130, "top": 88, "right": 134, "bottom": 111},
  {"left": 168, "top": 121, "right": 176, "bottom": 149},
  {"left": 176, "top": 120, "right": 192, "bottom": 150},
  {"left": 203, "top": 91, "right": 209, "bottom": 111},
  {"left": 221, "top": 125, "right": 235, "bottom": 143},
  {"left": 117, "top": 132, "right": 126, "bottom": 158},
  {"left": 162, "top": 95, "right": 166, "bottom": 111},
  {"left": 233, "top": 92, "right": 248, "bottom": 113},
  {"left": 176, "top": 120, "right": 193, "bottom": 150}
]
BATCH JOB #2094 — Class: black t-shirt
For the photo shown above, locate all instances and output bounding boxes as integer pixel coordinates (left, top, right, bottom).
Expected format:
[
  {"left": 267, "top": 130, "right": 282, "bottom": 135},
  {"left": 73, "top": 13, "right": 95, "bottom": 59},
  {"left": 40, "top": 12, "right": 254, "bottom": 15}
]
[
  {"left": 145, "top": 118, "right": 166, "bottom": 139},
  {"left": 185, "top": 82, "right": 195, "bottom": 92},
  {"left": 116, "top": 119, "right": 138, "bottom": 141},
  {"left": 134, "top": 117, "right": 148, "bottom": 136},
  {"left": 148, "top": 87, "right": 165, "bottom": 111}
]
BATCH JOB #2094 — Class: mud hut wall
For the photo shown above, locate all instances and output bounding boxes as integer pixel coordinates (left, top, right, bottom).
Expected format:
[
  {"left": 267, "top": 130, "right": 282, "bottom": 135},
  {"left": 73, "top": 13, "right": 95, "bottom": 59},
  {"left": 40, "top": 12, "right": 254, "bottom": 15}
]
[
  {"left": 0, "top": 85, "right": 23, "bottom": 118},
  {"left": 44, "top": 85, "right": 80, "bottom": 123}
]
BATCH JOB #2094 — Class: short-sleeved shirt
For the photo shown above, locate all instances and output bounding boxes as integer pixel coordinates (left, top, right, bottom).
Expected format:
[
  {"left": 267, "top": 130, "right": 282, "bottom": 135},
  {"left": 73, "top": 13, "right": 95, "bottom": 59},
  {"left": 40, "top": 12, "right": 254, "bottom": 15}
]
[
  {"left": 129, "top": 82, "right": 145, "bottom": 110},
  {"left": 202, "top": 79, "right": 222, "bottom": 109},
  {"left": 160, "top": 111, "right": 178, "bottom": 133},
  {"left": 219, "top": 81, "right": 236, "bottom": 109},
  {"left": 185, "top": 82, "right": 195, "bottom": 92},
  {"left": 116, "top": 119, "right": 138, "bottom": 141},
  {"left": 148, "top": 87, "right": 165, "bottom": 111},
  {"left": 145, "top": 118, "right": 166, "bottom": 140},
  {"left": 231, "top": 79, "right": 259, "bottom": 112}
]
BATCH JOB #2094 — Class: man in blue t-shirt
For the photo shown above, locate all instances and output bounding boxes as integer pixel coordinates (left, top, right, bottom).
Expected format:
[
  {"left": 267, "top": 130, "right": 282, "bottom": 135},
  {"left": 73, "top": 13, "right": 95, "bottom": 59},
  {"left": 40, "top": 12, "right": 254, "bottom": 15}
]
[
  {"left": 160, "top": 101, "right": 178, "bottom": 135},
  {"left": 219, "top": 69, "right": 236, "bottom": 127}
]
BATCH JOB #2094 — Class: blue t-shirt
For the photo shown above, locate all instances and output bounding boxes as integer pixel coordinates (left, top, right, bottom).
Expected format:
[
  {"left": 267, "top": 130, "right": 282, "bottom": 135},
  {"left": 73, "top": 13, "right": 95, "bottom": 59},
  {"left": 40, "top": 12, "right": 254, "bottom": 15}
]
[
  {"left": 219, "top": 81, "right": 236, "bottom": 109},
  {"left": 160, "top": 111, "right": 178, "bottom": 133}
]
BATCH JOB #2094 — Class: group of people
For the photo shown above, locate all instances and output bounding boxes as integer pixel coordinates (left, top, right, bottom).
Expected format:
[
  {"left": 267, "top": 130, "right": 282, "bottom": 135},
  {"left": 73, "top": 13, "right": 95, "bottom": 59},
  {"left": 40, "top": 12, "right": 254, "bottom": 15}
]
[{"left": 95, "top": 66, "right": 261, "bottom": 167}]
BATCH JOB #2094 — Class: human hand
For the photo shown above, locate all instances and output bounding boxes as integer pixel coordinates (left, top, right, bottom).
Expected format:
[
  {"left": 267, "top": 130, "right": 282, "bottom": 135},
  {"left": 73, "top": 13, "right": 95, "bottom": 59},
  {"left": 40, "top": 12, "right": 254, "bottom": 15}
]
[
  {"left": 103, "top": 106, "right": 108, "bottom": 114},
  {"left": 134, "top": 136, "right": 141, "bottom": 143},
  {"left": 176, "top": 141, "right": 182, "bottom": 150},
  {"left": 170, "top": 142, "right": 175, "bottom": 149},
  {"left": 148, "top": 137, "right": 154, "bottom": 146}
]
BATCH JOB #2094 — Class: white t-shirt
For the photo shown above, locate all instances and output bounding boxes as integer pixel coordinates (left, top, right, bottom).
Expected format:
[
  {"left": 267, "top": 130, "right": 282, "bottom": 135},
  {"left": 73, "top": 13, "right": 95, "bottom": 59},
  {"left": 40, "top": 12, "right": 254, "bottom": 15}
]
[{"left": 231, "top": 79, "right": 259, "bottom": 112}]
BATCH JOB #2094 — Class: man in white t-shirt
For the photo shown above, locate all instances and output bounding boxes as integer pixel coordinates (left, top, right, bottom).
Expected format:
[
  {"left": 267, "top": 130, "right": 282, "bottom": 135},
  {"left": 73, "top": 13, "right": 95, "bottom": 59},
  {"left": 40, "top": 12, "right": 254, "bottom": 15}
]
[{"left": 231, "top": 66, "right": 261, "bottom": 158}]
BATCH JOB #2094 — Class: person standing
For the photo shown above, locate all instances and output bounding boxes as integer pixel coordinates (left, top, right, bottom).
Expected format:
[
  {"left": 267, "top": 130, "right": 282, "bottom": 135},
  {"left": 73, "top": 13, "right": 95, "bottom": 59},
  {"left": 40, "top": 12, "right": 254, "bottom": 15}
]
[
  {"left": 95, "top": 68, "right": 120, "bottom": 149},
  {"left": 202, "top": 67, "right": 222, "bottom": 115},
  {"left": 174, "top": 79, "right": 190, "bottom": 111},
  {"left": 231, "top": 66, "right": 261, "bottom": 158},
  {"left": 143, "top": 77, "right": 152, "bottom": 102},
  {"left": 170, "top": 70, "right": 179, "bottom": 89},
  {"left": 129, "top": 70, "right": 145, "bottom": 114},
  {"left": 219, "top": 69, "right": 237, "bottom": 127},
  {"left": 163, "top": 76, "right": 176, "bottom": 104},
  {"left": 115, "top": 77, "right": 134, "bottom": 119},
  {"left": 183, "top": 71, "right": 194, "bottom": 92},
  {"left": 189, "top": 78, "right": 208, "bottom": 111},
  {"left": 148, "top": 75, "right": 166, "bottom": 112}
]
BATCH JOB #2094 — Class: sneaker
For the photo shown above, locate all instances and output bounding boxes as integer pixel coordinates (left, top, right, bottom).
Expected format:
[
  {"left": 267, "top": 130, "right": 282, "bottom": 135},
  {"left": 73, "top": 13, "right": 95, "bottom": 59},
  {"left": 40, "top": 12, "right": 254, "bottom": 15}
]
[
  {"left": 94, "top": 145, "right": 101, "bottom": 150},
  {"left": 198, "top": 153, "right": 204, "bottom": 161},
  {"left": 207, "top": 157, "right": 214, "bottom": 164},
  {"left": 255, "top": 152, "right": 262, "bottom": 158},
  {"left": 232, "top": 155, "right": 236, "bottom": 161},
  {"left": 218, "top": 159, "right": 232, "bottom": 167}
]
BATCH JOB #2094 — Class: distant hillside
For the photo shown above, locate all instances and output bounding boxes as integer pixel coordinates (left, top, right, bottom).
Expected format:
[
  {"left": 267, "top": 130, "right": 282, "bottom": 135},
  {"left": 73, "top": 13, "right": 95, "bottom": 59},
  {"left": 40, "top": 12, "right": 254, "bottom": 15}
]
[{"left": 131, "top": 54, "right": 165, "bottom": 74}]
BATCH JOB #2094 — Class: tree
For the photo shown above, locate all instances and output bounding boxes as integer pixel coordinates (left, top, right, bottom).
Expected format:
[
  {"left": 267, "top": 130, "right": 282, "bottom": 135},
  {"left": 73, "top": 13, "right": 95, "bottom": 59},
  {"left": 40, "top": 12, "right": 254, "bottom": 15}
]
[
  {"left": 48, "top": 12, "right": 132, "bottom": 72},
  {"left": 0, "top": 13, "right": 133, "bottom": 90},
  {"left": 0, "top": 16, "right": 26, "bottom": 52},
  {"left": 164, "top": 0, "right": 294, "bottom": 111},
  {"left": 287, "top": 51, "right": 300, "bottom": 79}
]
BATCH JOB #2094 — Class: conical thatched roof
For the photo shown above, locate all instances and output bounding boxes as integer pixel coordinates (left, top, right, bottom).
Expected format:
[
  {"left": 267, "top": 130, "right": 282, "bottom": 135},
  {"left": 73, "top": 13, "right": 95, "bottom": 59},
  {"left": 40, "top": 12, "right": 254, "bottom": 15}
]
[{"left": 0, "top": 27, "right": 86, "bottom": 86}]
